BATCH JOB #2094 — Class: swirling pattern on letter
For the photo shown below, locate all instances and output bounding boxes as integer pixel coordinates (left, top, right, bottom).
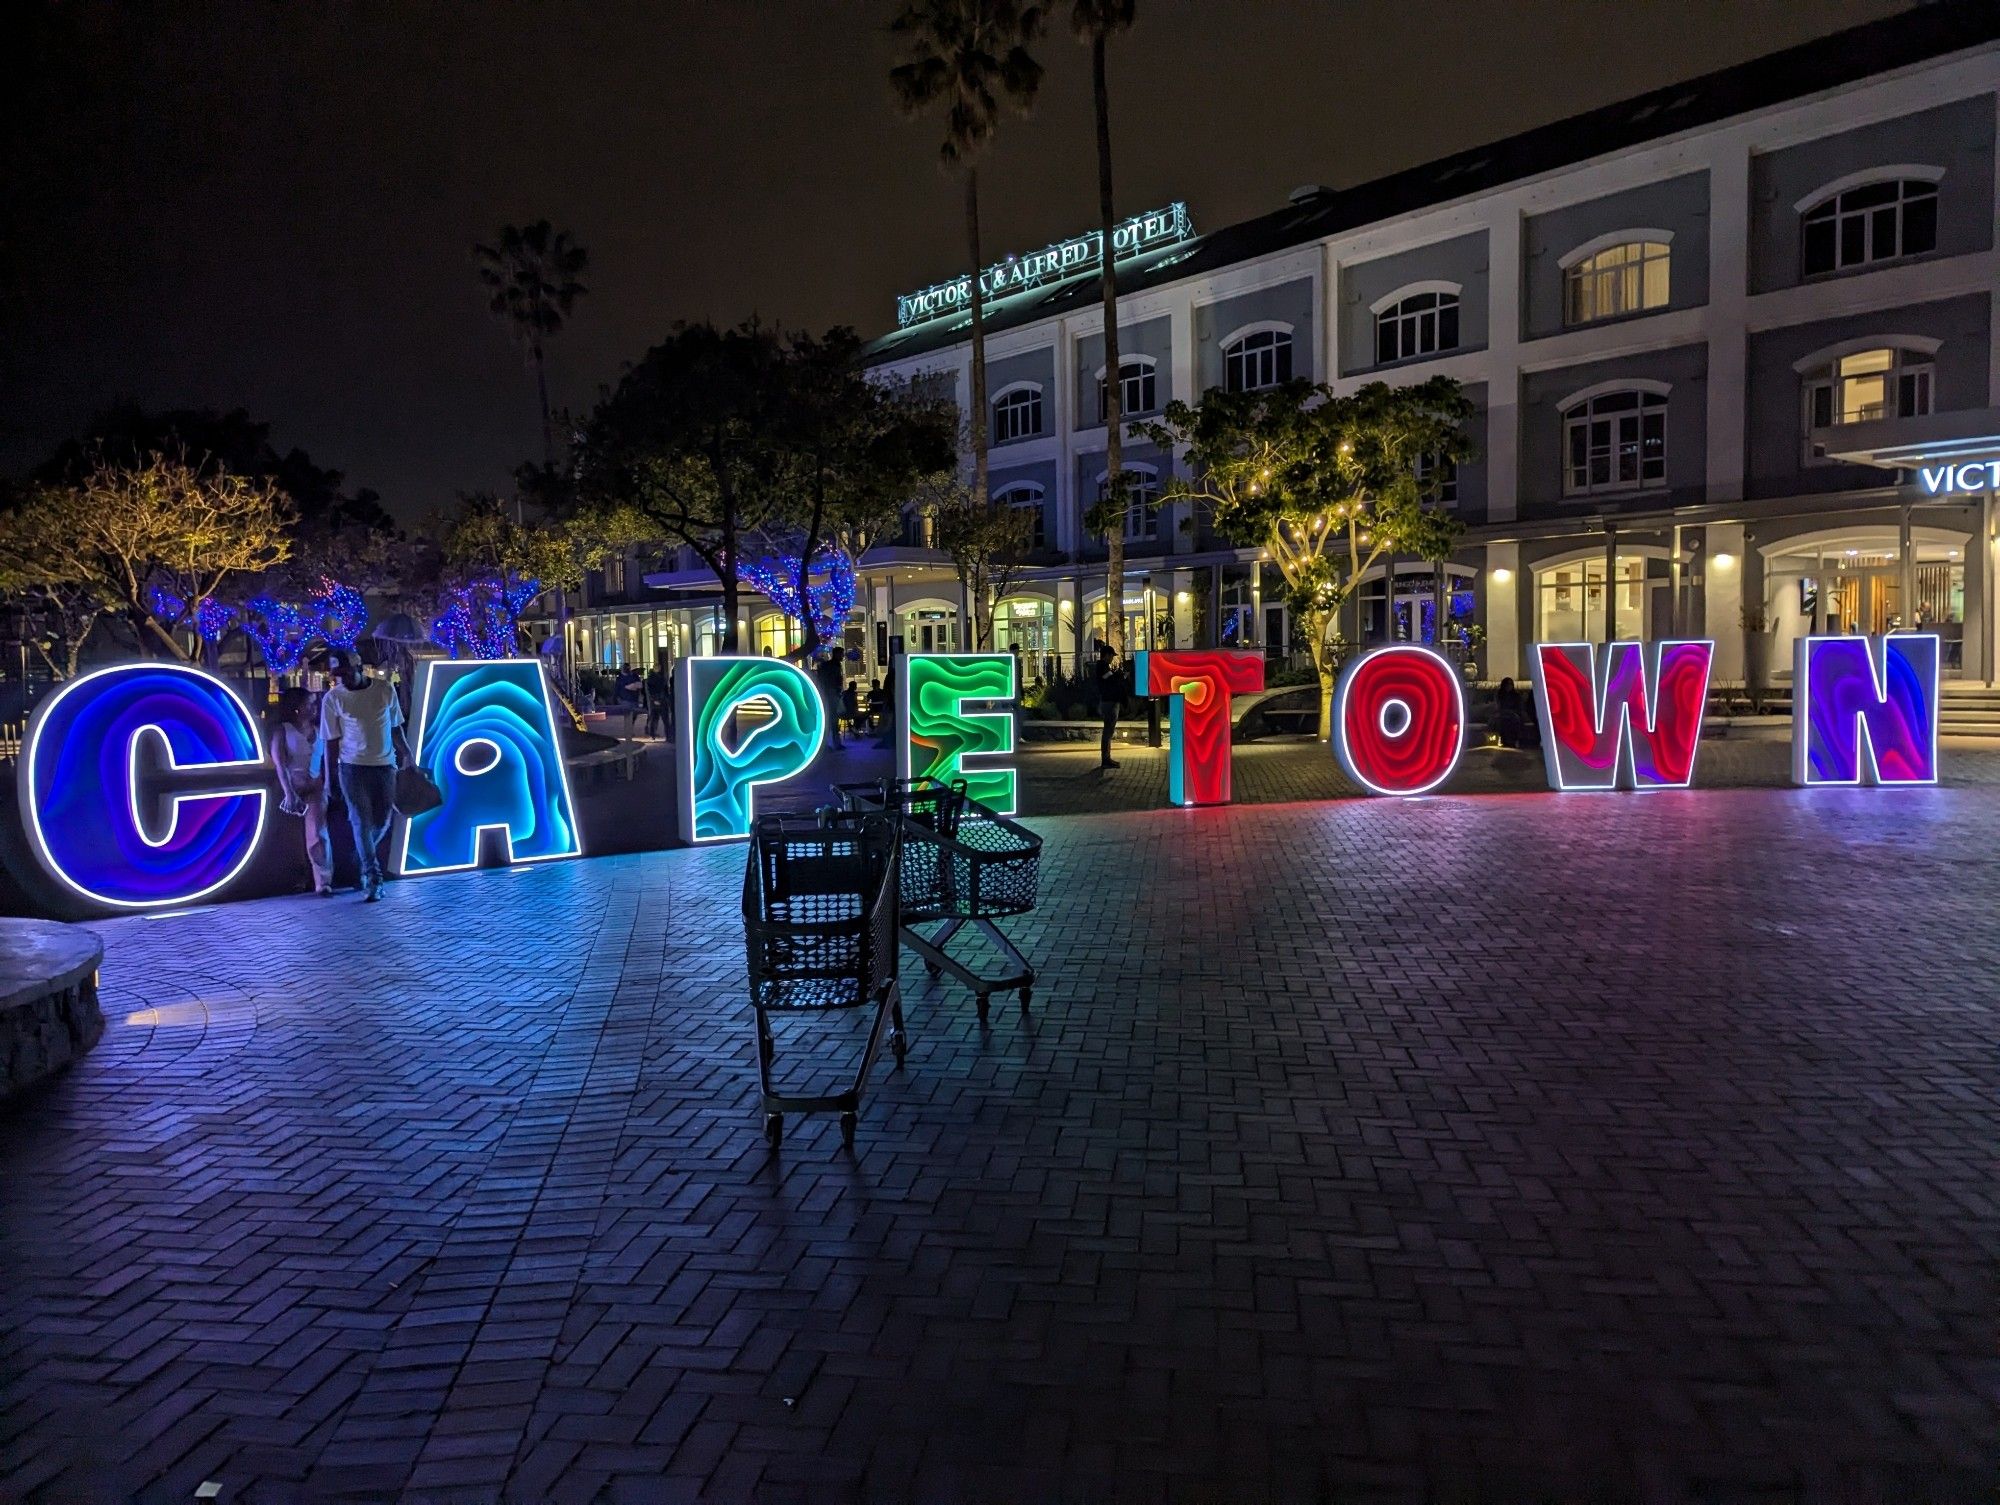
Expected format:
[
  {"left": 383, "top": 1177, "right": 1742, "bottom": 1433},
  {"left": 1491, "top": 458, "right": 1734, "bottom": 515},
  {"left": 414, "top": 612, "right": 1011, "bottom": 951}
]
[
  {"left": 898, "top": 653, "right": 1016, "bottom": 813},
  {"left": 1334, "top": 645, "right": 1464, "bottom": 796},
  {"left": 1792, "top": 633, "right": 1938, "bottom": 786},
  {"left": 1532, "top": 640, "right": 1713, "bottom": 790},
  {"left": 1135, "top": 650, "right": 1263, "bottom": 806},
  {"left": 19, "top": 663, "right": 267, "bottom": 909},
  {"left": 397, "top": 659, "right": 581, "bottom": 875},
  {"left": 677, "top": 657, "right": 825, "bottom": 843}
]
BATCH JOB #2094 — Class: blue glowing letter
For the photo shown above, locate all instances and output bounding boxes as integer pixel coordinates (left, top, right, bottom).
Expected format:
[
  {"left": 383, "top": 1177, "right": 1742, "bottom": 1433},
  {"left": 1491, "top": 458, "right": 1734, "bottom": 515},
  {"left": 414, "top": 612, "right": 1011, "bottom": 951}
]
[
  {"left": 395, "top": 658, "right": 582, "bottom": 875},
  {"left": 676, "top": 656, "right": 825, "bottom": 843},
  {"left": 18, "top": 663, "right": 269, "bottom": 909}
]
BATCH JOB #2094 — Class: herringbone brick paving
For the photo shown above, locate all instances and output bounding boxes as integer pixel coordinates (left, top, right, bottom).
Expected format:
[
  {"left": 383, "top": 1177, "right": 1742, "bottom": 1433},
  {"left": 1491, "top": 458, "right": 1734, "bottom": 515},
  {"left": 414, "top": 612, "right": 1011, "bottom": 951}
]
[{"left": 1, "top": 788, "right": 1995, "bottom": 1502}]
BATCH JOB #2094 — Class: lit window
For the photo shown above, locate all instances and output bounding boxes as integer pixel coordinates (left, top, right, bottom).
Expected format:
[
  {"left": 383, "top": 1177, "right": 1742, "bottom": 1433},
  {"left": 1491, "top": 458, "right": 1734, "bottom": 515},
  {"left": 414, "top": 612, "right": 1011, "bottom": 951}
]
[
  {"left": 992, "top": 385, "right": 1043, "bottom": 443},
  {"left": 1802, "top": 347, "right": 1933, "bottom": 457},
  {"left": 1563, "top": 389, "right": 1667, "bottom": 496},
  {"left": 1414, "top": 453, "right": 1459, "bottom": 506},
  {"left": 1562, "top": 241, "right": 1670, "bottom": 326},
  {"left": 1376, "top": 291, "right": 1460, "bottom": 364},
  {"left": 1099, "top": 465, "right": 1162, "bottom": 541},
  {"left": 994, "top": 483, "right": 1046, "bottom": 550},
  {"left": 1224, "top": 328, "right": 1293, "bottom": 393},
  {"left": 1802, "top": 179, "right": 1937, "bottom": 277},
  {"left": 1098, "top": 358, "right": 1157, "bottom": 422}
]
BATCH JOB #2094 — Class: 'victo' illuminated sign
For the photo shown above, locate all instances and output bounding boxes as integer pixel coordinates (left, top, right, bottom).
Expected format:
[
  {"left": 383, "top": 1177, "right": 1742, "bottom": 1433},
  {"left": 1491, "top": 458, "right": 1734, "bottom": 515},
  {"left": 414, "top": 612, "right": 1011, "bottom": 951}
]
[
  {"left": 396, "top": 658, "right": 582, "bottom": 876},
  {"left": 896, "top": 203, "right": 1194, "bottom": 329},
  {"left": 1918, "top": 459, "right": 2000, "bottom": 496},
  {"left": 676, "top": 656, "right": 825, "bottom": 843},
  {"left": 1533, "top": 640, "right": 1714, "bottom": 791},
  {"left": 19, "top": 663, "right": 269, "bottom": 909},
  {"left": 900, "top": 653, "right": 1017, "bottom": 813},
  {"left": 1792, "top": 633, "right": 1939, "bottom": 786},
  {"left": 1136, "top": 650, "right": 1263, "bottom": 807}
]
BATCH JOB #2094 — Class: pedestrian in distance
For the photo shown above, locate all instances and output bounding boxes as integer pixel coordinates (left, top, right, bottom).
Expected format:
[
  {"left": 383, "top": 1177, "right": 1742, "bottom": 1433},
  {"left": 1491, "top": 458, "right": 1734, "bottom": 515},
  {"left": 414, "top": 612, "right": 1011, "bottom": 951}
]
[
  {"left": 1094, "top": 638, "right": 1124, "bottom": 770},
  {"left": 815, "top": 649, "right": 846, "bottom": 749},
  {"left": 319, "top": 648, "right": 413, "bottom": 902},
  {"left": 644, "top": 664, "right": 669, "bottom": 738},
  {"left": 270, "top": 686, "right": 333, "bottom": 896}
]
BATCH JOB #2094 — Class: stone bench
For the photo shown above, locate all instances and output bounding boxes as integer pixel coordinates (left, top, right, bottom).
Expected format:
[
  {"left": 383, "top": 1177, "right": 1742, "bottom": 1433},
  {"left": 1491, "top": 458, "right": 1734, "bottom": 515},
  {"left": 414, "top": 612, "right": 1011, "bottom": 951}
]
[{"left": 0, "top": 919, "right": 104, "bottom": 1100}]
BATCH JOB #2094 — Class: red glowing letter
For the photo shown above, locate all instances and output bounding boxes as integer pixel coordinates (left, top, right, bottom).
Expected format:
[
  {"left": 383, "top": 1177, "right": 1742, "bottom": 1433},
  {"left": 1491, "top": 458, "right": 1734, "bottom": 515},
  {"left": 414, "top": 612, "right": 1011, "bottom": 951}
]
[
  {"left": 1334, "top": 645, "right": 1465, "bottom": 796},
  {"left": 1532, "top": 640, "right": 1713, "bottom": 790},
  {"left": 1135, "top": 650, "right": 1264, "bottom": 806}
]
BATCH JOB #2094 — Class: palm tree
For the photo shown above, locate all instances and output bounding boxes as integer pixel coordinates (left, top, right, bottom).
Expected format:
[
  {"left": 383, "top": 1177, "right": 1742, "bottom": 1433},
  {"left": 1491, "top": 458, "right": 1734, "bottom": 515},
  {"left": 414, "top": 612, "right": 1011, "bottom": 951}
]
[
  {"left": 890, "top": 0, "right": 1045, "bottom": 583},
  {"left": 1073, "top": 0, "right": 1135, "bottom": 658},
  {"left": 474, "top": 220, "right": 590, "bottom": 471}
]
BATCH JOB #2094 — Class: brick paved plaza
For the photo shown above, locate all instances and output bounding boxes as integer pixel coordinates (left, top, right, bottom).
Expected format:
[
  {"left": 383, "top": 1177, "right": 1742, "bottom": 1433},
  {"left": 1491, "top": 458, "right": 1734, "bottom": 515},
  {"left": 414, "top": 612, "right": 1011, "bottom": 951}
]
[{"left": 2, "top": 787, "right": 1995, "bottom": 1502}]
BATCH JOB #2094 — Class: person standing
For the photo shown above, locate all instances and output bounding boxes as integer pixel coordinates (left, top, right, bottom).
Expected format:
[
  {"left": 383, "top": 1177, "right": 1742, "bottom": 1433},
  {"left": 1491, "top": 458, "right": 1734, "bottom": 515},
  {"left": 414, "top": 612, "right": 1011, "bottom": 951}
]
[
  {"left": 815, "top": 649, "right": 846, "bottom": 750},
  {"left": 319, "top": 648, "right": 411, "bottom": 902},
  {"left": 270, "top": 687, "right": 333, "bottom": 896},
  {"left": 1094, "top": 639, "right": 1124, "bottom": 771},
  {"left": 644, "top": 664, "right": 669, "bottom": 739}
]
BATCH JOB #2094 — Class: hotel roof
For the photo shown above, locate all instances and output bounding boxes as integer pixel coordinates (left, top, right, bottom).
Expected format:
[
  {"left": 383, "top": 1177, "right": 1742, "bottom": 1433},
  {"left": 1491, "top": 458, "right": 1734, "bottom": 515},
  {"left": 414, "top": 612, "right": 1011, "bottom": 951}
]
[{"left": 862, "top": 0, "right": 2000, "bottom": 368}]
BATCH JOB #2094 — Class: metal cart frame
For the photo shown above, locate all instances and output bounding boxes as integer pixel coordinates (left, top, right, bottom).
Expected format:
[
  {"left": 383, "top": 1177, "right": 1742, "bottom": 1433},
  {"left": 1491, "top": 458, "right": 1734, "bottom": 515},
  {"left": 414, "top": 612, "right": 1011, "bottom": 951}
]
[
  {"left": 742, "top": 813, "right": 905, "bottom": 1147},
  {"left": 833, "top": 778, "right": 1041, "bottom": 1023}
]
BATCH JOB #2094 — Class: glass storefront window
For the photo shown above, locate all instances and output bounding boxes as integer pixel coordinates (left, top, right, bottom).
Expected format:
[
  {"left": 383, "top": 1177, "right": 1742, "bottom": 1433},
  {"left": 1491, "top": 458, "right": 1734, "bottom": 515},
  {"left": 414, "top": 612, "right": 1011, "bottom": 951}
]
[{"left": 1536, "top": 556, "right": 1647, "bottom": 641}]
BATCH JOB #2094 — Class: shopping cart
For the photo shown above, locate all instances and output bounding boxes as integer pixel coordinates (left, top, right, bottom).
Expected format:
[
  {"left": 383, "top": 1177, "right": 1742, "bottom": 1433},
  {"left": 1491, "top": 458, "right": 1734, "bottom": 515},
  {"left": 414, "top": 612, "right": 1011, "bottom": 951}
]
[
  {"left": 742, "top": 812, "right": 905, "bottom": 1147},
  {"left": 833, "top": 778, "right": 1042, "bottom": 1022}
]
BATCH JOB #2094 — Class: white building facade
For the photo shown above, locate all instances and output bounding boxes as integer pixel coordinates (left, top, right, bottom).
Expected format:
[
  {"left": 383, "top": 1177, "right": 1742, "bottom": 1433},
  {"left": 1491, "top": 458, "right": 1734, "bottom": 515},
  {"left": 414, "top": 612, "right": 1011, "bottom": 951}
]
[{"left": 851, "top": 4, "right": 2000, "bottom": 689}]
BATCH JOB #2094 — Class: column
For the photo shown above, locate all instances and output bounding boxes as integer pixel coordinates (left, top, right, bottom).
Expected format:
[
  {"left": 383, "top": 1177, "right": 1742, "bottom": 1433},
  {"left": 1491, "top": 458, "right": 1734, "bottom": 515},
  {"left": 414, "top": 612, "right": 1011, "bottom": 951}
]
[
  {"left": 1208, "top": 562, "right": 1223, "bottom": 650},
  {"left": 1484, "top": 541, "right": 1521, "bottom": 682},
  {"left": 1706, "top": 145, "right": 1751, "bottom": 506},
  {"left": 1602, "top": 527, "right": 1619, "bottom": 645},
  {"left": 1898, "top": 502, "right": 1915, "bottom": 636},
  {"left": 1706, "top": 522, "right": 1746, "bottom": 686},
  {"left": 1485, "top": 210, "right": 1523, "bottom": 524}
]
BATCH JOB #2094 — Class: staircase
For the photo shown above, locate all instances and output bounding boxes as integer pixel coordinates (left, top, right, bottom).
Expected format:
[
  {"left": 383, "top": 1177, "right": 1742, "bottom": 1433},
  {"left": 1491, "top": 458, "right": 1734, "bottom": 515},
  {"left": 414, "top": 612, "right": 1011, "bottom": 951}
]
[{"left": 1939, "top": 684, "right": 2000, "bottom": 737}]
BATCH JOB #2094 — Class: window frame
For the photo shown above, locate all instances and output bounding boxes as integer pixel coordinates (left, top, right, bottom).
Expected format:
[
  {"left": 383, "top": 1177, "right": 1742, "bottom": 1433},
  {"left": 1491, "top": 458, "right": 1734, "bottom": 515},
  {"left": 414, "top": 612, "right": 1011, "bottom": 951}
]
[
  {"left": 990, "top": 382, "right": 1045, "bottom": 444},
  {"left": 1095, "top": 356, "right": 1159, "bottom": 424},
  {"left": 993, "top": 481, "right": 1048, "bottom": 551},
  {"left": 1797, "top": 171, "right": 1941, "bottom": 278},
  {"left": 1795, "top": 341, "right": 1938, "bottom": 462},
  {"left": 1559, "top": 234, "right": 1673, "bottom": 327},
  {"left": 1371, "top": 282, "right": 1463, "bottom": 366},
  {"left": 1221, "top": 324, "right": 1295, "bottom": 394},
  {"left": 1098, "top": 462, "right": 1163, "bottom": 542},
  {"left": 1558, "top": 382, "right": 1670, "bottom": 498}
]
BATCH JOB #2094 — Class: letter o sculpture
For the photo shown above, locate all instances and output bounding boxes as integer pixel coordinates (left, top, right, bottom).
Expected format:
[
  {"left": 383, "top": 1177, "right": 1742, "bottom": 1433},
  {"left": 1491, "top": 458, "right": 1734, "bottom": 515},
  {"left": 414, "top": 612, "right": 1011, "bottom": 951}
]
[{"left": 1333, "top": 645, "right": 1465, "bottom": 796}]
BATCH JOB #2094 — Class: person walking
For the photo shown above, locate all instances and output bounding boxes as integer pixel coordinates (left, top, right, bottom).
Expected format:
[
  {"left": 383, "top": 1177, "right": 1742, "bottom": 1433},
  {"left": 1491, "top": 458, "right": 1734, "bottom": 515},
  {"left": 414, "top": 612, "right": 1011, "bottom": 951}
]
[
  {"left": 319, "top": 648, "right": 412, "bottom": 902},
  {"left": 815, "top": 649, "right": 846, "bottom": 750},
  {"left": 270, "top": 687, "right": 333, "bottom": 896},
  {"left": 1094, "top": 639, "right": 1124, "bottom": 771}
]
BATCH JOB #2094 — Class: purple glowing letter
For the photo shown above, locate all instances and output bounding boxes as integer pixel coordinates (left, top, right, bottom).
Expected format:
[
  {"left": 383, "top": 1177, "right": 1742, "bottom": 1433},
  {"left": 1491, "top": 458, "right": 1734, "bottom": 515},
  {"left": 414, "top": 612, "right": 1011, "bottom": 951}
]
[{"left": 1791, "top": 633, "right": 1938, "bottom": 786}]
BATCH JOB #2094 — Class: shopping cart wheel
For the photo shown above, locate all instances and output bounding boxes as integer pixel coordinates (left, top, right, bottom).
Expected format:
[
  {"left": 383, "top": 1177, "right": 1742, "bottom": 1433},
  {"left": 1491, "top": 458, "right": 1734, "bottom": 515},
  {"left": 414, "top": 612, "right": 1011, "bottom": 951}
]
[
  {"left": 839, "top": 1111, "right": 857, "bottom": 1145},
  {"left": 925, "top": 960, "right": 942, "bottom": 980},
  {"left": 1019, "top": 986, "right": 1032, "bottom": 1012},
  {"left": 764, "top": 1113, "right": 783, "bottom": 1147}
]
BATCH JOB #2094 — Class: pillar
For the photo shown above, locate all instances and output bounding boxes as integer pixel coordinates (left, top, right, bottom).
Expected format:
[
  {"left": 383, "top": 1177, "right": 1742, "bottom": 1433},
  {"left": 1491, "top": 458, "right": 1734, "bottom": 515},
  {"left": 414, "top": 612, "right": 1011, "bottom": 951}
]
[
  {"left": 1484, "top": 540, "right": 1521, "bottom": 682},
  {"left": 1602, "top": 526, "right": 1619, "bottom": 645},
  {"left": 1898, "top": 501, "right": 1915, "bottom": 635},
  {"left": 1706, "top": 522, "right": 1746, "bottom": 686}
]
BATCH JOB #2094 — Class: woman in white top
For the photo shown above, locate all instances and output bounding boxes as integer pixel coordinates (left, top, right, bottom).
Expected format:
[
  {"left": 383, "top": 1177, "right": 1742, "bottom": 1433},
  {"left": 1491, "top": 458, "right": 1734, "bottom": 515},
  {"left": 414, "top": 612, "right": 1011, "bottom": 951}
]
[{"left": 270, "top": 687, "right": 333, "bottom": 895}]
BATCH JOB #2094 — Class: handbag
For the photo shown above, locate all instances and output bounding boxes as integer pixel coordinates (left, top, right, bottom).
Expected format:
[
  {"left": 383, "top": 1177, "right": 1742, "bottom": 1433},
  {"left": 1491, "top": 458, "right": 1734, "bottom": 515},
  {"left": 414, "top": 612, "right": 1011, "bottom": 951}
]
[{"left": 394, "top": 764, "right": 444, "bottom": 816}]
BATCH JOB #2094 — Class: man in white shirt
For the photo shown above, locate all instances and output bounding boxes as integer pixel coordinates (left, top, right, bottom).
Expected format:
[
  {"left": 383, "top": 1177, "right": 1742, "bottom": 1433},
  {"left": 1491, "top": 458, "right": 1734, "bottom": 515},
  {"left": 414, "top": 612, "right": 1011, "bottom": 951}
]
[{"left": 318, "top": 649, "right": 412, "bottom": 901}]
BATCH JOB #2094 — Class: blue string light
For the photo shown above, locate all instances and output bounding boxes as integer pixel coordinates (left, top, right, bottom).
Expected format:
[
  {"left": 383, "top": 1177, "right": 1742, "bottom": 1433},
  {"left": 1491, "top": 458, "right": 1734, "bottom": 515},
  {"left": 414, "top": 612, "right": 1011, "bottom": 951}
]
[
  {"left": 432, "top": 577, "right": 541, "bottom": 660},
  {"left": 737, "top": 547, "right": 855, "bottom": 647}
]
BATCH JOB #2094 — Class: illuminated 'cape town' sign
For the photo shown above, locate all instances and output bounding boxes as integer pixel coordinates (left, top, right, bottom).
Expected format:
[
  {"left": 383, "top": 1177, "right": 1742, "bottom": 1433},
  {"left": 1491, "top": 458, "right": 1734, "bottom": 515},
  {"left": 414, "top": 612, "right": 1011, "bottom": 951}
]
[
  {"left": 896, "top": 202, "right": 1195, "bottom": 329},
  {"left": 15, "top": 636, "right": 1942, "bottom": 911}
]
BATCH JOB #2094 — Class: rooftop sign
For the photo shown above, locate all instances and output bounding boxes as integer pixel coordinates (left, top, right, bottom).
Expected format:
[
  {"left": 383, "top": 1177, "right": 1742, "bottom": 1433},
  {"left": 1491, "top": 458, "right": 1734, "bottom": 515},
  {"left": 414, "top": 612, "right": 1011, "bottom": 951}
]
[
  {"left": 1918, "top": 458, "right": 2000, "bottom": 496},
  {"left": 896, "top": 202, "right": 1194, "bottom": 330}
]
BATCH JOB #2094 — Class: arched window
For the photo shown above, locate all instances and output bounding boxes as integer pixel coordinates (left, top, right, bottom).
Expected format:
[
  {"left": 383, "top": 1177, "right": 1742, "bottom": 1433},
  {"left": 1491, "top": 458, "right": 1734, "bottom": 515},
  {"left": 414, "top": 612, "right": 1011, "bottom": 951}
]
[
  {"left": 993, "top": 482, "right": 1047, "bottom": 551},
  {"left": 1097, "top": 463, "right": 1162, "bottom": 541},
  {"left": 1414, "top": 453, "right": 1458, "bottom": 507},
  {"left": 1223, "top": 327, "right": 1293, "bottom": 393},
  {"left": 1097, "top": 356, "right": 1158, "bottom": 422},
  {"left": 1801, "top": 177, "right": 1938, "bottom": 276},
  {"left": 1561, "top": 238, "right": 1670, "bottom": 326},
  {"left": 1798, "top": 343, "right": 1935, "bottom": 457},
  {"left": 1561, "top": 384, "right": 1667, "bottom": 496},
  {"left": 1374, "top": 285, "right": 1460, "bottom": 364},
  {"left": 991, "top": 383, "right": 1044, "bottom": 443}
]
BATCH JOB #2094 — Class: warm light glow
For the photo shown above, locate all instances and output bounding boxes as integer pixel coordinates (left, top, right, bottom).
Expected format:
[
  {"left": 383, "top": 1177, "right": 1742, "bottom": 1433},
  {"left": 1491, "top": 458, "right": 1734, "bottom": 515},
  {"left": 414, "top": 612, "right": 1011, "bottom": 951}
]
[
  {"left": 1712, "top": 553, "right": 1735, "bottom": 569},
  {"left": 1491, "top": 568, "right": 1513, "bottom": 583}
]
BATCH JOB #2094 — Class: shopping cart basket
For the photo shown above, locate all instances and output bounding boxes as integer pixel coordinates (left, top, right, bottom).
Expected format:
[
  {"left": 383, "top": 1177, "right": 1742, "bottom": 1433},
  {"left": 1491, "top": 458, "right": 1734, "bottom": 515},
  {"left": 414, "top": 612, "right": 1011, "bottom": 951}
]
[
  {"left": 833, "top": 778, "right": 1041, "bottom": 1022},
  {"left": 742, "top": 812, "right": 904, "bottom": 1147}
]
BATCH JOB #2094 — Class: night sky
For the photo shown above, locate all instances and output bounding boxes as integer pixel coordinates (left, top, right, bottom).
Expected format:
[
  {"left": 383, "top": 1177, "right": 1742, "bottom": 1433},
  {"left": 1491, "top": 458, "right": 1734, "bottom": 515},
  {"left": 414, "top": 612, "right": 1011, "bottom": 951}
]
[{"left": 3, "top": 0, "right": 1906, "bottom": 520}]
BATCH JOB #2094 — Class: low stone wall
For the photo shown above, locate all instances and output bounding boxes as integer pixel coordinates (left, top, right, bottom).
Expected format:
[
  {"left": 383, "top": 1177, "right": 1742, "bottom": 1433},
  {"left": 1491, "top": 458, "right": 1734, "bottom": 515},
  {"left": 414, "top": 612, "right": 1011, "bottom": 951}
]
[{"left": 1, "top": 919, "right": 105, "bottom": 1100}]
